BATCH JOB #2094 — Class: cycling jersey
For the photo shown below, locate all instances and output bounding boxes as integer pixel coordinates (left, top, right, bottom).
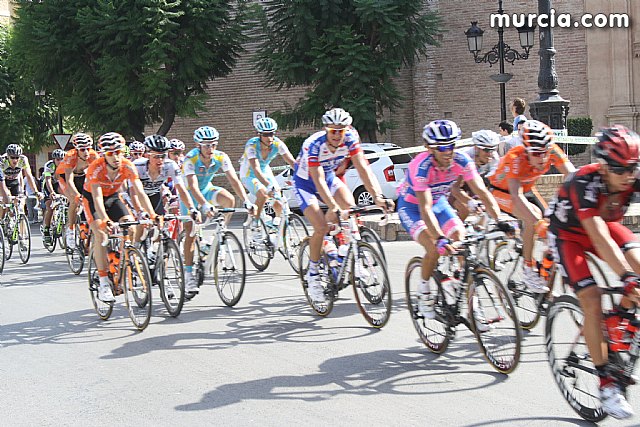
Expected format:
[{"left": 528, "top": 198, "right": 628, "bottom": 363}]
[
  {"left": 134, "top": 158, "right": 183, "bottom": 197},
  {"left": 0, "top": 154, "right": 28, "bottom": 181},
  {"left": 397, "top": 151, "right": 478, "bottom": 204},
  {"left": 489, "top": 144, "right": 568, "bottom": 193},
  {"left": 83, "top": 157, "right": 139, "bottom": 197},
  {"left": 238, "top": 137, "right": 290, "bottom": 179},
  {"left": 294, "top": 129, "right": 361, "bottom": 182},
  {"left": 56, "top": 148, "right": 100, "bottom": 178},
  {"left": 458, "top": 146, "right": 499, "bottom": 178},
  {"left": 42, "top": 160, "right": 60, "bottom": 197},
  {"left": 182, "top": 147, "right": 233, "bottom": 192}
]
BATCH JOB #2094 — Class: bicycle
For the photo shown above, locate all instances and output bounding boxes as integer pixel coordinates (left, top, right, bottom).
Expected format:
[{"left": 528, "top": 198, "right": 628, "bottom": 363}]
[
  {"left": 182, "top": 208, "right": 246, "bottom": 307},
  {"left": 1, "top": 195, "right": 32, "bottom": 264},
  {"left": 65, "top": 195, "right": 91, "bottom": 275},
  {"left": 139, "top": 214, "right": 186, "bottom": 317},
  {"left": 298, "top": 205, "right": 391, "bottom": 328},
  {"left": 405, "top": 227, "right": 522, "bottom": 374},
  {"left": 243, "top": 186, "right": 309, "bottom": 273},
  {"left": 41, "top": 194, "right": 68, "bottom": 253},
  {"left": 88, "top": 220, "right": 154, "bottom": 331},
  {"left": 545, "top": 283, "right": 638, "bottom": 422}
]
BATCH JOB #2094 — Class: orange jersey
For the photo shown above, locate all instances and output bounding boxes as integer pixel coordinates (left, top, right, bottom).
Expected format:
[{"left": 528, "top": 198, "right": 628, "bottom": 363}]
[
  {"left": 56, "top": 148, "right": 100, "bottom": 176},
  {"left": 489, "top": 143, "right": 568, "bottom": 193},
  {"left": 84, "top": 157, "right": 139, "bottom": 197}
]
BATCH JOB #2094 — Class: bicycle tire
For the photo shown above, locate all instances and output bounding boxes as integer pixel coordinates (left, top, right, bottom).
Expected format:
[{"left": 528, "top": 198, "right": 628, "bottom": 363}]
[
  {"left": 468, "top": 268, "right": 522, "bottom": 374},
  {"left": 3, "top": 217, "right": 13, "bottom": 261},
  {"left": 283, "top": 213, "right": 308, "bottom": 274},
  {"left": 17, "top": 214, "right": 31, "bottom": 264},
  {"left": 351, "top": 241, "right": 391, "bottom": 328},
  {"left": 88, "top": 250, "right": 113, "bottom": 320},
  {"left": 545, "top": 294, "right": 606, "bottom": 422},
  {"left": 42, "top": 223, "right": 56, "bottom": 253},
  {"left": 123, "top": 246, "right": 153, "bottom": 331},
  {"left": 243, "top": 217, "right": 271, "bottom": 271},
  {"left": 158, "top": 238, "right": 185, "bottom": 317},
  {"left": 0, "top": 225, "right": 6, "bottom": 273},
  {"left": 358, "top": 225, "right": 386, "bottom": 263},
  {"left": 405, "top": 256, "right": 451, "bottom": 354},
  {"left": 213, "top": 231, "right": 246, "bottom": 307},
  {"left": 298, "top": 238, "right": 335, "bottom": 316},
  {"left": 66, "top": 222, "right": 85, "bottom": 275}
]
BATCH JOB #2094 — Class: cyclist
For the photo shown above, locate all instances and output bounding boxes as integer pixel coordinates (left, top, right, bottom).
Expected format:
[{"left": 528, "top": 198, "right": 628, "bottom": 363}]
[
  {"left": 83, "top": 132, "right": 158, "bottom": 303},
  {"left": 294, "top": 107, "right": 393, "bottom": 303},
  {"left": 129, "top": 140, "right": 145, "bottom": 160},
  {"left": 397, "top": 120, "right": 503, "bottom": 319},
  {"left": 451, "top": 129, "right": 501, "bottom": 219},
  {"left": 181, "top": 125, "right": 255, "bottom": 296},
  {"left": 41, "top": 149, "right": 66, "bottom": 246},
  {"left": 0, "top": 144, "right": 42, "bottom": 219},
  {"left": 489, "top": 120, "right": 575, "bottom": 293},
  {"left": 239, "top": 117, "right": 295, "bottom": 228},
  {"left": 168, "top": 139, "right": 186, "bottom": 168},
  {"left": 56, "top": 133, "right": 100, "bottom": 248},
  {"left": 547, "top": 125, "right": 640, "bottom": 419}
]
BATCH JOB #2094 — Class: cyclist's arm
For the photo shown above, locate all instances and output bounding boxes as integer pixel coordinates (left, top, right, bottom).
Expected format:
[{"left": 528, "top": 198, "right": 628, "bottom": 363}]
[
  {"left": 224, "top": 168, "right": 250, "bottom": 204},
  {"left": 90, "top": 184, "right": 109, "bottom": 221},
  {"left": 44, "top": 175, "right": 55, "bottom": 195},
  {"left": 249, "top": 158, "right": 271, "bottom": 188},
  {"left": 309, "top": 165, "right": 339, "bottom": 212},
  {"left": 282, "top": 152, "right": 296, "bottom": 168},
  {"left": 557, "top": 160, "right": 576, "bottom": 176},
  {"left": 22, "top": 167, "right": 39, "bottom": 198},
  {"left": 450, "top": 177, "right": 471, "bottom": 205},
  {"left": 416, "top": 189, "right": 444, "bottom": 240},
  {"left": 173, "top": 181, "right": 196, "bottom": 211},
  {"left": 0, "top": 179, "right": 8, "bottom": 203},
  {"left": 64, "top": 169, "right": 80, "bottom": 198},
  {"left": 351, "top": 151, "right": 383, "bottom": 200},
  {"left": 185, "top": 174, "right": 208, "bottom": 208},
  {"left": 467, "top": 175, "right": 500, "bottom": 220},
  {"left": 129, "top": 179, "right": 157, "bottom": 216},
  {"left": 581, "top": 216, "right": 633, "bottom": 277},
  {"left": 507, "top": 178, "right": 533, "bottom": 213}
]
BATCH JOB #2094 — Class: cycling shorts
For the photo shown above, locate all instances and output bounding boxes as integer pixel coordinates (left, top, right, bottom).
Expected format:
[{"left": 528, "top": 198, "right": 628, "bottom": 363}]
[
  {"left": 398, "top": 195, "right": 463, "bottom": 241},
  {"left": 242, "top": 175, "right": 279, "bottom": 197},
  {"left": 148, "top": 192, "right": 165, "bottom": 216},
  {"left": 82, "top": 189, "right": 131, "bottom": 223},
  {"left": 490, "top": 186, "right": 547, "bottom": 215},
  {"left": 6, "top": 179, "right": 22, "bottom": 197},
  {"left": 179, "top": 184, "right": 223, "bottom": 218},
  {"left": 293, "top": 174, "right": 345, "bottom": 212}
]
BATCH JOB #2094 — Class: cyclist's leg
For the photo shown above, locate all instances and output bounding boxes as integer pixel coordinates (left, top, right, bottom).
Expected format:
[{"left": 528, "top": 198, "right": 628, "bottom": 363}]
[
  {"left": 243, "top": 177, "right": 268, "bottom": 219},
  {"left": 604, "top": 222, "right": 640, "bottom": 311}
]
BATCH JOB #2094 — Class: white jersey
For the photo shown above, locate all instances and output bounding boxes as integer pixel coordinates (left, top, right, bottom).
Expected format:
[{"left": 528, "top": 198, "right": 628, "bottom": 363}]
[
  {"left": 459, "top": 146, "right": 499, "bottom": 178},
  {"left": 133, "top": 158, "right": 183, "bottom": 196},
  {"left": 294, "top": 129, "right": 361, "bottom": 181}
]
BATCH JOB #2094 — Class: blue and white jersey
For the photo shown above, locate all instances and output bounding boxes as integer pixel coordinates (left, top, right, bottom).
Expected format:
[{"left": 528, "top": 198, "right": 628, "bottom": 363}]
[
  {"left": 294, "top": 129, "right": 361, "bottom": 181},
  {"left": 182, "top": 147, "right": 233, "bottom": 192},
  {"left": 238, "top": 136, "right": 290, "bottom": 179}
]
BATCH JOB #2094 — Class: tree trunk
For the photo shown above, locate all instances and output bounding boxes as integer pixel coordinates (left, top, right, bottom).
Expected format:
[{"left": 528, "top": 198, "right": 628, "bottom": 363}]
[
  {"left": 360, "top": 129, "right": 378, "bottom": 143},
  {"left": 157, "top": 97, "right": 176, "bottom": 136}
]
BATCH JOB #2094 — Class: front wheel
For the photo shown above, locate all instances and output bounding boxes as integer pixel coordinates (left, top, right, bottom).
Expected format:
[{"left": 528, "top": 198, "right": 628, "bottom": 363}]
[
  {"left": 213, "top": 231, "right": 246, "bottom": 307},
  {"left": 0, "top": 225, "right": 5, "bottom": 273},
  {"left": 545, "top": 294, "right": 606, "bottom": 422},
  {"left": 243, "top": 217, "right": 272, "bottom": 271},
  {"left": 299, "top": 238, "right": 335, "bottom": 316},
  {"left": 158, "top": 239, "right": 185, "bottom": 317},
  {"left": 468, "top": 268, "right": 522, "bottom": 374},
  {"left": 351, "top": 241, "right": 391, "bottom": 328},
  {"left": 66, "top": 223, "right": 86, "bottom": 275},
  {"left": 359, "top": 225, "right": 386, "bottom": 263},
  {"left": 122, "top": 246, "right": 153, "bottom": 331},
  {"left": 283, "top": 213, "right": 309, "bottom": 274},
  {"left": 17, "top": 214, "right": 31, "bottom": 264},
  {"left": 88, "top": 251, "right": 113, "bottom": 320}
]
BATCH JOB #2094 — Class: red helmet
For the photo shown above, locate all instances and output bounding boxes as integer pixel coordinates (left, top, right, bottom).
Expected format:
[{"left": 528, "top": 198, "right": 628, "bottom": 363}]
[
  {"left": 594, "top": 125, "right": 640, "bottom": 167},
  {"left": 521, "top": 120, "right": 553, "bottom": 151}
]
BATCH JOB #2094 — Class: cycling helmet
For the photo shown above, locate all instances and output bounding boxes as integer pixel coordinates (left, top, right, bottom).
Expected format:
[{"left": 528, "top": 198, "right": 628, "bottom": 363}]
[
  {"left": 72, "top": 133, "right": 93, "bottom": 149},
  {"left": 169, "top": 138, "right": 185, "bottom": 151},
  {"left": 98, "top": 132, "right": 125, "bottom": 152},
  {"left": 422, "top": 120, "right": 462, "bottom": 146},
  {"left": 144, "top": 134, "right": 170, "bottom": 152},
  {"left": 472, "top": 129, "right": 500, "bottom": 149},
  {"left": 321, "top": 108, "right": 353, "bottom": 126},
  {"left": 193, "top": 126, "right": 219, "bottom": 143},
  {"left": 129, "top": 140, "right": 145, "bottom": 153},
  {"left": 51, "top": 149, "right": 65, "bottom": 159},
  {"left": 593, "top": 125, "right": 640, "bottom": 167},
  {"left": 255, "top": 117, "right": 278, "bottom": 133},
  {"left": 521, "top": 120, "right": 553, "bottom": 152},
  {"left": 5, "top": 144, "right": 22, "bottom": 157}
]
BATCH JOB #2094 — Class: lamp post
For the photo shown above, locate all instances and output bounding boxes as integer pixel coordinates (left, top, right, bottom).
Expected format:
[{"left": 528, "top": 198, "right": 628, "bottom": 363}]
[{"left": 465, "top": 0, "right": 536, "bottom": 121}]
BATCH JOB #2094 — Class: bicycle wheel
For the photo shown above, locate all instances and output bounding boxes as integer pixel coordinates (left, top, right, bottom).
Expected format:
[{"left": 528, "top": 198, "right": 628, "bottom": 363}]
[
  {"left": 359, "top": 225, "right": 386, "bottom": 263},
  {"left": 405, "top": 256, "right": 451, "bottom": 354},
  {"left": 17, "top": 214, "right": 31, "bottom": 264},
  {"left": 0, "top": 225, "right": 6, "bottom": 273},
  {"left": 122, "top": 246, "right": 153, "bottom": 331},
  {"left": 351, "top": 241, "right": 391, "bottom": 328},
  {"left": 546, "top": 294, "right": 606, "bottom": 422},
  {"left": 213, "top": 231, "right": 246, "bottom": 307},
  {"left": 468, "top": 268, "right": 522, "bottom": 374},
  {"left": 42, "top": 223, "right": 56, "bottom": 253},
  {"left": 283, "top": 213, "right": 309, "bottom": 274},
  {"left": 158, "top": 238, "right": 185, "bottom": 317},
  {"left": 66, "top": 222, "right": 85, "bottom": 275},
  {"left": 243, "top": 217, "right": 271, "bottom": 271},
  {"left": 3, "top": 217, "right": 13, "bottom": 261},
  {"left": 298, "top": 238, "right": 335, "bottom": 316},
  {"left": 88, "top": 251, "right": 113, "bottom": 320}
]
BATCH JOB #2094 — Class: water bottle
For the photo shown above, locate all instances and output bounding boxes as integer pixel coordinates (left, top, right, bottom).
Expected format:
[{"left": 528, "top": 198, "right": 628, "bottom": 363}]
[
  {"left": 337, "top": 243, "right": 349, "bottom": 258},
  {"left": 540, "top": 251, "right": 554, "bottom": 280}
]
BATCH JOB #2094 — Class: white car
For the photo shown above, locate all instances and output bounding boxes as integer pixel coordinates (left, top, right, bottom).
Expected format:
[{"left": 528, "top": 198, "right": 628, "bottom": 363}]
[{"left": 270, "top": 143, "right": 413, "bottom": 212}]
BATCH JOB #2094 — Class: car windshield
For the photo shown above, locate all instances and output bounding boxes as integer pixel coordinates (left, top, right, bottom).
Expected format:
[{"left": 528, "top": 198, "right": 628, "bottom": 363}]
[{"left": 384, "top": 148, "right": 412, "bottom": 164}]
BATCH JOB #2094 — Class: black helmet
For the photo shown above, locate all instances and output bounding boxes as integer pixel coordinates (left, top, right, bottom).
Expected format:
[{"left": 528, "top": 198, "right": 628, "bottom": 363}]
[{"left": 144, "top": 134, "right": 171, "bottom": 152}]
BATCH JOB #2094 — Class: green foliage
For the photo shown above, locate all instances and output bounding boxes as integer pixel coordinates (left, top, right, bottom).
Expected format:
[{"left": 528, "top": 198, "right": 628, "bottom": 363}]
[
  {"left": 283, "top": 134, "right": 308, "bottom": 157},
  {"left": 254, "top": 0, "right": 441, "bottom": 139},
  {"left": 565, "top": 116, "right": 593, "bottom": 155},
  {"left": 11, "top": 0, "right": 258, "bottom": 139}
]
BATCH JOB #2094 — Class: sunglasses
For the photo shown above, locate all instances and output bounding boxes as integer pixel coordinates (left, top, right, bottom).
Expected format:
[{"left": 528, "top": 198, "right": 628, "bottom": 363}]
[
  {"left": 150, "top": 153, "right": 166, "bottom": 160},
  {"left": 528, "top": 150, "right": 549, "bottom": 158},
  {"left": 104, "top": 149, "right": 124, "bottom": 157},
  {"left": 609, "top": 164, "right": 638, "bottom": 175},
  {"left": 481, "top": 147, "right": 497, "bottom": 153},
  {"left": 77, "top": 147, "right": 90, "bottom": 152},
  {"left": 8, "top": 156, "right": 19, "bottom": 160},
  {"left": 327, "top": 127, "right": 348, "bottom": 135},
  {"left": 198, "top": 142, "right": 217, "bottom": 148},
  {"left": 169, "top": 150, "right": 184, "bottom": 155},
  {"left": 435, "top": 143, "right": 456, "bottom": 152},
  {"left": 132, "top": 152, "right": 144, "bottom": 156},
  {"left": 260, "top": 132, "right": 275, "bottom": 138}
]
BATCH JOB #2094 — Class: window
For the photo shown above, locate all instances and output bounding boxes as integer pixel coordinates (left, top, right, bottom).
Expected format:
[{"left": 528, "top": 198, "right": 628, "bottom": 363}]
[{"left": 384, "top": 148, "right": 413, "bottom": 164}]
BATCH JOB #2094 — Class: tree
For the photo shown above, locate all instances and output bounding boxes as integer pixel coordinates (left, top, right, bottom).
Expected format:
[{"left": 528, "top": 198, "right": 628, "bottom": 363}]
[
  {"left": 11, "top": 0, "right": 257, "bottom": 140},
  {"left": 254, "top": 0, "right": 441, "bottom": 142}
]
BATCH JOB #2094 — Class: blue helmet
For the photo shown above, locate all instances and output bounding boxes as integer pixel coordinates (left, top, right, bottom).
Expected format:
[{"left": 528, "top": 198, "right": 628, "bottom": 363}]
[
  {"left": 255, "top": 117, "right": 278, "bottom": 133},
  {"left": 194, "top": 126, "right": 220, "bottom": 143},
  {"left": 422, "top": 120, "right": 462, "bottom": 146}
]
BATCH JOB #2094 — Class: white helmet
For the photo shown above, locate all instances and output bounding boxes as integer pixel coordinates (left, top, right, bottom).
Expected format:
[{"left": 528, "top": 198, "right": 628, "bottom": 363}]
[
  {"left": 321, "top": 108, "right": 353, "bottom": 126},
  {"left": 472, "top": 130, "right": 500, "bottom": 149}
]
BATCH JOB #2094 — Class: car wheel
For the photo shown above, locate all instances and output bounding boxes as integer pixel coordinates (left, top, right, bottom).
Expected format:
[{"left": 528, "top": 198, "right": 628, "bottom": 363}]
[{"left": 354, "top": 187, "right": 374, "bottom": 206}]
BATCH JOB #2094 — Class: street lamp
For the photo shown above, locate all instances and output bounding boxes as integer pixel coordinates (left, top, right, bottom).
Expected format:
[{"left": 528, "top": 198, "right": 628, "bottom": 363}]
[{"left": 465, "top": 0, "right": 536, "bottom": 121}]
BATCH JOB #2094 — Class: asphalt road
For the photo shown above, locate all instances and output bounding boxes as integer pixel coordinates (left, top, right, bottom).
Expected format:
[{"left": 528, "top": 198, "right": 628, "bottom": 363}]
[{"left": 0, "top": 224, "right": 638, "bottom": 426}]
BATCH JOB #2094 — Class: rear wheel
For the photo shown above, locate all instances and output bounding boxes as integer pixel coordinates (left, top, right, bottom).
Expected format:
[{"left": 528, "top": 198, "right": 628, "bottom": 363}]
[
  {"left": 66, "top": 222, "right": 86, "bottom": 275},
  {"left": 158, "top": 239, "right": 185, "bottom": 317},
  {"left": 283, "top": 213, "right": 308, "bottom": 273},
  {"left": 88, "top": 251, "right": 113, "bottom": 320},
  {"left": 546, "top": 294, "right": 606, "bottom": 422},
  {"left": 122, "top": 247, "right": 153, "bottom": 331},
  {"left": 17, "top": 214, "right": 31, "bottom": 264},
  {"left": 213, "top": 231, "right": 246, "bottom": 307},
  {"left": 351, "top": 241, "right": 391, "bottom": 328},
  {"left": 299, "top": 238, "right": 334, "bottom": 316},
  {"left": 42, "top": 223, "right": 56, "bottom": 253},
  {"left": 0, "top": 225, "right": 5, "bottom": 273},
  {"left": 243, "top": 217, "right": 272, "bottom": 271}
]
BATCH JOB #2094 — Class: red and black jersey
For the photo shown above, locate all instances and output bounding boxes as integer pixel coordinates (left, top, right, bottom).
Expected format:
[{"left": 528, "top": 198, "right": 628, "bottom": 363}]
[{"left": 547, "top": 163, "right": 640, "bottom": 238}]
